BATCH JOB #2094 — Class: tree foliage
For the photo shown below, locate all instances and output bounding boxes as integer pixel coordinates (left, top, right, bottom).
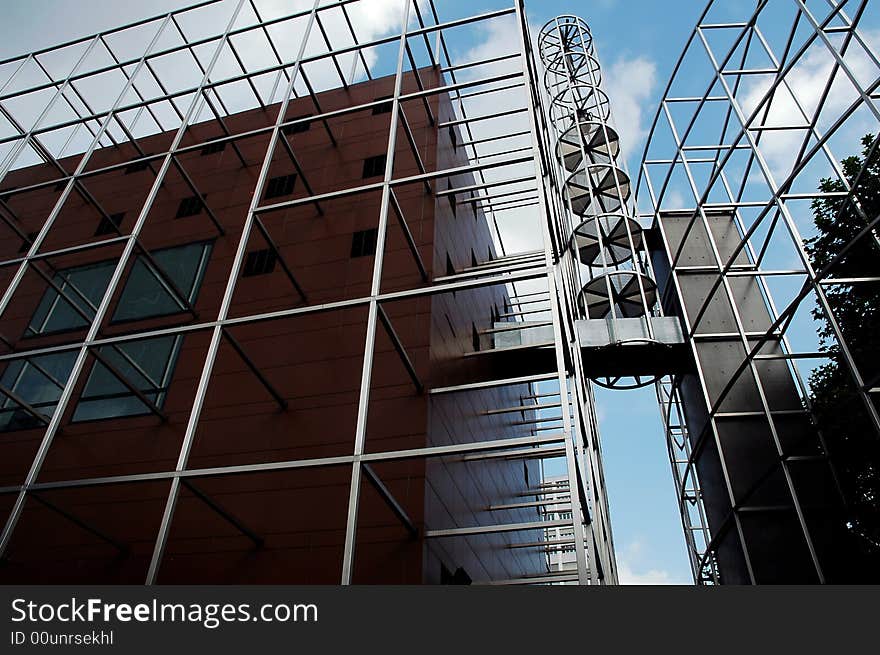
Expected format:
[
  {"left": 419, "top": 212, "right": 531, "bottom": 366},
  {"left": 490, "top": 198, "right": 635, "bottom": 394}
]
[{"left": 804, "top": 134, "right": 880, "bottom": 571}]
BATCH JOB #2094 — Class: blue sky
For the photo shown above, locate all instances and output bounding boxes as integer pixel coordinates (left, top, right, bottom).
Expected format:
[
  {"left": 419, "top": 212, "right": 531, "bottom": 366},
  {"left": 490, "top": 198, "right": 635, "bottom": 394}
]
[{"left": 0, "top": 0, "right": 723, "bottom": 584}]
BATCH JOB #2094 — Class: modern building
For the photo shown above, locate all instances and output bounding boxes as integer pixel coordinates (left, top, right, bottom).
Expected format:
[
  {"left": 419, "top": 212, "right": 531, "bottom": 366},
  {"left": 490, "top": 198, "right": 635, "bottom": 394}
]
[
  {"left": 0, "top": 0, "right": 617, "bottom": 586},
  {"left": 0, "top": 0, "right": 876, "bottom": 586}
]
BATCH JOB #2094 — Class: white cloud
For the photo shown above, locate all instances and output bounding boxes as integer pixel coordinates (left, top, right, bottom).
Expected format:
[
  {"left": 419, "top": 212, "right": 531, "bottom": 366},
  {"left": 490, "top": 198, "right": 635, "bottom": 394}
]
[
  {"left": 604, "top": 56, "right": 659, "bottom": 162},
  {"left": 618, "top": 563, "right": 684, "bottom": 585},
  {"left": 616, "top": 538, "right": 690, "bottom": 585},
  {"left": 739, "top": 29, "right": 880, "bottom": 184}
]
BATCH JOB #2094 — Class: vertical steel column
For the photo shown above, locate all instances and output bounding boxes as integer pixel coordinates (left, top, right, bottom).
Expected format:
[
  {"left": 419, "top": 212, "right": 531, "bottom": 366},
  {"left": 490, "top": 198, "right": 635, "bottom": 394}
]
[
  {"left": 340, "top": 0, "right": 413, "bottom": 585},
  {"left": 143, "top": 0, "right": 319, "bottom": 584}
]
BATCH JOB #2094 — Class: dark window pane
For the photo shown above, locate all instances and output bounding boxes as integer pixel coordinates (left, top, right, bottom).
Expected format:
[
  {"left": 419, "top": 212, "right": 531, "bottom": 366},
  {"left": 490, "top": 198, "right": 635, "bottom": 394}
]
[
  {"left": 27, "top": 260, "right": 116, "bottom": 335},
  {"left": 362, "top": 154, "right": 386, "bottom": 179},
  {"left": 264, "top": 174, "right": 297, "bottom": 200},
  {"left": 350, "top": 228, "right": 378, "bottom": 258},
  {"left": 372, "top": 96, "right": 393, "bottom": 114},
  {"left": 283, "top": 114, "right": 313, "bottom": 135},
  {"left": 124, "top": 157, "right": 151, "bottom": 174},
  {"left": 175, "top": 195, "right": 203, "bottom": 218},
  {"left": 112, "top": 242, "right": 212, "bottom": 322},
  {"left": 0, "top": 351, "right": 77, "bottom": 432},
  {"left": 200, "top": 141, "right": 226, "bottom": 155},
  {"left": 242, "top": 248, "right": 277, "bottom": 277},
  {"left": 95, "top": 212, "right": 125, "bottom": 237},
  {"left": 73, "top": 335, "right": 181, "bottom": 422}
]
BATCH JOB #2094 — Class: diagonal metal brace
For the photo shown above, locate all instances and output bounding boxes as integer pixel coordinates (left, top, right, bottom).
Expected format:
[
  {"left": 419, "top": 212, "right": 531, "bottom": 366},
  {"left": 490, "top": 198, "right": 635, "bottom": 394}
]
[{"left": 361, "top": 463, "right": 418, "bottom": 539}]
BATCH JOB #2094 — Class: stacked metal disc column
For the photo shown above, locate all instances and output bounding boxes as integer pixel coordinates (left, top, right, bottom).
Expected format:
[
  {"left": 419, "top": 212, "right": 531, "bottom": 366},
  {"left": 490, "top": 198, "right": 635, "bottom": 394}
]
[{"left": 537, "top": 16, "right": 659, "bottom": 388}]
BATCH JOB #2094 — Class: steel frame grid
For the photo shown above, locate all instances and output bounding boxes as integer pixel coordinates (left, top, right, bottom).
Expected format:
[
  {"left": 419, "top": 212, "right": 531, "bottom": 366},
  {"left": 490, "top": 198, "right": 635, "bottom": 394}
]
[
  {"left": 0, "top": 0, "right": 616, "bottom": 586},
  {"left": 637, "top": 0, "right": 880, "bottom": 584}
]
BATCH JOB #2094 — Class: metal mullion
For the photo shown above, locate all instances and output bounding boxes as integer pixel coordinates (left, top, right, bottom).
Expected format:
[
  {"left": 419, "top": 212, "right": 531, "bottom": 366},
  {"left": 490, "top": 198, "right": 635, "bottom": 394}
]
[
  {"left": 669, "top": 31, "right": 828, "bottom": 581},
  {"left": 30, "top": 57, "right": 114, "bottom": 149},
  {"left": 251, "top": 154, "right": 532, "bottom": 214},
  {"left": 251, "top": 215, "right": 308, "bottom": 302},
  {"left": 220, "top": 328, "right": 286, "bottom": 410},
  {"left": 196, "top": 91, "right": 249, "bottom": 168},
  {"left": 143, "top": 60, "right": 187, "bottom": 124},
  {"left": 656, "top": 4, "right": 856, "bottom": 274},
  {"left": 181, "top": 479, "right": 263, "bottom": 547},
  {"left": 10, "top": 433, "right": 565, "bottom": 497},
  {"left": 0, "top": 0, "right": 221, "bottom": 69},
  {"left": 297, "top": 69, "right": 337, "bottom": 147},
  {"left": 86, "top": 347, "right": 167, "bottom": 422},
  {"left": 169, "top": 156, "right": 225, "bottom": 235},
  {"left": 143, "top": 0, "right": 317, "bottom": 586},
  {"left": 339, "top": 1, "right": 373, "bottom": 83},
  {"left": 313, "top": 12, "right": 347, "bottom": 89},
  {"left": 458, "top": 130, "right": 532, "bottom": 148},
  {"left": 0, "top": 235, "right": 127, "bottom": 270},
  {"left": 410, "top": 0, "right": 438, "bottom": 70},
  {"left": 0, "top": 0, "right": 329, "bottom": 105},
  {"left": 389, "top": 188, "right": 428, "bottom": 282},
  {"left": 275, "top": 131, "right": 323, "bottom": 215},
  {"left": 397, "top": 105, "right": 432, "bottom": 192},
  {"left": 98, "top": 34, "right": 167, "bottom": 158},
  {"left": 438, "top": 107, "right": 527, "bottom": 129},
  {"left": 341, "top": 0, "right": 412, "bottom": 584},
  {"left": 403, "top": 40, "right": 436, "bottom": 126},
  {"left": 442, "top": 52, "right": 519, "bottom": 74},
  {"left": 455, "top": 81, "right": 524, "bottom": 101},
  {"left": 516, "top": 0, "right": 594, "bottom": 585},
  {"left": 376, "top": 303, "right": 424, "bottom": 394},
  {"left": 434, "top": 174, "right": 534, "bottom": 197},
  {"left": 0, "top": 384, "right": 50, "bottom": 426},
  {"left": 361, "top": 463, "right": 417, "bottom": 538},
  {"left": 0, "top": 38, "right": 101, "bottom": 187},
  {"left": 0, "top": 266, "right": 548, "bottom": 369},
  {"left": 133, "top": 242, "right": 199, "bottom": 318},
  {"left": 29, "top": 492, "right": 127, "bottom": 552}
]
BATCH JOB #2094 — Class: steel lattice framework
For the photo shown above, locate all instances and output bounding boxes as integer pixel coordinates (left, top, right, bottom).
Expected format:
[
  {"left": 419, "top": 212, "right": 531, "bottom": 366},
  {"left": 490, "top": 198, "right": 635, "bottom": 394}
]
[
  {"left": 0, "top": 0, "right": 620, "bottom": 585},
  {"left": 638, "top": 0, "right": 880, "bottom": 584},
  {"left": 537, "top": 16, "right": 665, "bottom": 391}
]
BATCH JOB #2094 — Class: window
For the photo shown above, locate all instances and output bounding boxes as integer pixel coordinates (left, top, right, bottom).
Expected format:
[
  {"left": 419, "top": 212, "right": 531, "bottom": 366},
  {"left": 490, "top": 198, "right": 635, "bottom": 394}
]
[
  {"left": 372, "top": 96, "right": 393, "bottom": 114},
  {"left": 95, "top": 212, "right": 125, "bottom": 237},
  {"left": 124, "top": 157, "right": 151, "bottom": 174},
  {"left": 283, "top": 114, "right": 312, "bottom": 135},
  {"left": 449, "top": 126, "right": 458, "bottom": 150},
  {"left": 72, "top": 335, "right": 182, "bottom": 422},
  {"left": 112, "top": 241, "right": 212, "bottom": 322},
  {"left": 362, "top": 154, "right": 386, "bottom": 179},
  {"left": 264, "top": 174, "right": 297, "bottom": 200},
  {"left": 175, "top": 195, "right": 203, "bottom": 218},
  {"left": 350, "top": 228, "right": 378, "bottom": 258},
  {"left": 0, "top": 351, "right": 77, "bottom": 432},
  {"left": 200, "top": 141, "right": 226, "bottom": 156},
  {"left": 242, "top": 248, "right": 277, "bottom": 277},
  {"left": 27, "top": 260, "right": 116, "bottom": 335}
]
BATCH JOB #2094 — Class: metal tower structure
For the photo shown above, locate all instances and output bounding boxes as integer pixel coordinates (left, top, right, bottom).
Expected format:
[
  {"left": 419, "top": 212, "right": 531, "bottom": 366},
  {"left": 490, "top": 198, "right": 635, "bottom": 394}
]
[
  {"left": 638, "top": 0, "right": 880, "bottom": 584},
  {"left": 536, "top": 16, "right": 683, "bottom": 392}
]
